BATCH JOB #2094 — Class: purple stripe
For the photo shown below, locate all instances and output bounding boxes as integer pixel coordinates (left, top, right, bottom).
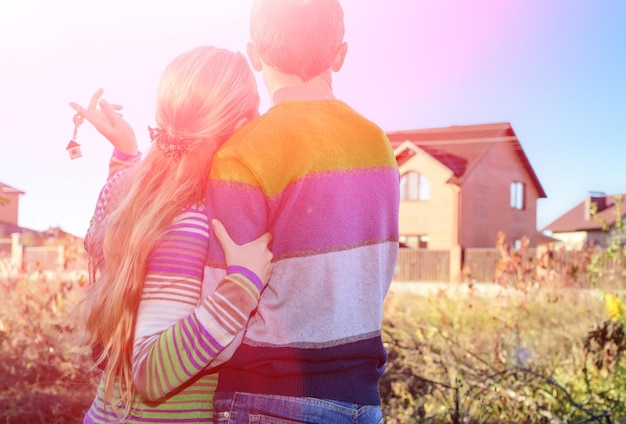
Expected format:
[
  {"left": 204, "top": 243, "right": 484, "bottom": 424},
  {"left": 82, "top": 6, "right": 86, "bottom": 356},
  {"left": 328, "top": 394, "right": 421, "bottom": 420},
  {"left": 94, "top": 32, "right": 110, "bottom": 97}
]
[
  {"left": 164, "top": 229, "right": 208, "bottom": 243},
  {"left": 153, "top": 241, "right": 204, "bottom": 251},
  {"left": 148, "top": 261, "right": 202, "bottom": 272},
  {"left": 147, "top": 225, "right": 207, "bottom": 276},
  {"left": 90, "top": 408, "right": 211, "bottom": 423},
  {"left": 112, "top": 148, "right": 141, "bottom": 162},
  {"left": 127, "top": 407, "right": 213, "bottom": 423},
  {"left": 178, "top": 313, "right": 227, "bottom": 371},
  {"left": 148, "top": 268, "right": 202, "bottom": 279},
  {"left": 152, "top": 248, "right": 205, "bottom": 262},
  {"left": 147, "top": 265, "right": 203, "bottom": 279},
  {"left": 87, "top": 395, "right": 107, "bottom": 417},
  {"left": 188, "top": 312, "right": 225, "bottom": 356},
  {"left": 178, "top": 316, "right": 206, "bottom": 372},
  {"left": 167, "top": 320, "right": 197, "bottom": 380},
  {"left": 192, "top": 312, "right": 226, "bottom": 352},
  {"left": 227, "top": 266, "right": 263, "bottom": 292},
  {"left": 150, "top": 252, "right": 203, "bottom": 267},
  {"left": 208, "top": 167, "right": 399, "bottom": 262}
]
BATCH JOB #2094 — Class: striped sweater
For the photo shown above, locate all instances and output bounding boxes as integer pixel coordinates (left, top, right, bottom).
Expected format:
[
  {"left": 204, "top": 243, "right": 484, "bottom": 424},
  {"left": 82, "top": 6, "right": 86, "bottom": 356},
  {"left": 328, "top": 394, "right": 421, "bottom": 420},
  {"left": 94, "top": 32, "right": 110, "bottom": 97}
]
[
  {"left": 83, "top": 150, "right": 263, "bottom": 423},
  {"left": 205, "top": 100, "right": 400, "bottom": 405}
]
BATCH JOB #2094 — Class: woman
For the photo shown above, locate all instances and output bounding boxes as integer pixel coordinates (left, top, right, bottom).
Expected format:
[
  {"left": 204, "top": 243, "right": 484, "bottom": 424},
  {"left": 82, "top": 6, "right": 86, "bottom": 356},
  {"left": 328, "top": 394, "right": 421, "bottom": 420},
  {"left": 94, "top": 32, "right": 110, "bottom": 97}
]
[{"left": 71, "top": 46, "right": 270, "bottom": 423}]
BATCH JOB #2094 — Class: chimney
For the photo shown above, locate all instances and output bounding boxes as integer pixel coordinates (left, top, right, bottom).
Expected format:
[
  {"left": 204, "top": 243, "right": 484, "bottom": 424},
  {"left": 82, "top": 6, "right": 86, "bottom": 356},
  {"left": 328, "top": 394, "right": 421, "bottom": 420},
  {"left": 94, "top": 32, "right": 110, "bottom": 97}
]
[{"left": 584, "top": 191, "right": 607, "bottom": 220}]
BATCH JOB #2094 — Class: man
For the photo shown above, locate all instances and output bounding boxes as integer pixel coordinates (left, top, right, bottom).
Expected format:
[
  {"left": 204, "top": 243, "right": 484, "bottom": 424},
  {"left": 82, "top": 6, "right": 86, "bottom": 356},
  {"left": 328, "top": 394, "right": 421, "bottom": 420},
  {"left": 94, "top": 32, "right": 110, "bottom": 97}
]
[{"left": 205, "top": 0, "right": 400, "bottom": 422}]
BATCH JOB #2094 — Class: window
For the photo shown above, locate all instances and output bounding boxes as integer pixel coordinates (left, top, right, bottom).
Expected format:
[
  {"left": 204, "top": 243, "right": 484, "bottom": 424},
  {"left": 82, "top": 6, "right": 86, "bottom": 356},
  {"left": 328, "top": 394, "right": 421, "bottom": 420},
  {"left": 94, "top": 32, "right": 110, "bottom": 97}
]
[
  {"left": 510, "top": 181, "right": 525, "bottom": 210},
  {"left": 399, "top": 235, "right": 428, "bottom": 249},
  {"left": 400, "top": 172, "right": 430, "bottom": 201}
]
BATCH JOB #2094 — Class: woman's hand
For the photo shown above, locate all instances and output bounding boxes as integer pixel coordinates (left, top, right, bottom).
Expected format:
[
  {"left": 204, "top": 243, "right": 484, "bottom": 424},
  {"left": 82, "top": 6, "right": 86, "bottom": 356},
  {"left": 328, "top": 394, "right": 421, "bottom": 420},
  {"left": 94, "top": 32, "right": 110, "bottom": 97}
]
[
  {"left": 69, "top": 88, "right": 138, "bottom": 155},
  {"left": 212, "top": 219, "right": 273, "bottom": 286}
]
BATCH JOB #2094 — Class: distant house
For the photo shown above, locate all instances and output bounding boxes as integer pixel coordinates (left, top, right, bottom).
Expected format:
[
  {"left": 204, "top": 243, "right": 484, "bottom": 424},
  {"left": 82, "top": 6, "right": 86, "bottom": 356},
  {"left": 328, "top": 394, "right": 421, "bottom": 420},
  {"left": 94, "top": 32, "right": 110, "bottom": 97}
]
[
  {"left": 0, "top": 181, "right": 24, "bottom": 231},
  {"left": 542, "top": 192, "right": 626, "bottom": 249},
  {"left": 0, "top": 181, "right": 86, "bottom": 272},
  {"left": 389, "top": 122, "right": 546, "bottom": 249},
  {"left": 389, "top": 122, "right": 546, "bottom": 281}
]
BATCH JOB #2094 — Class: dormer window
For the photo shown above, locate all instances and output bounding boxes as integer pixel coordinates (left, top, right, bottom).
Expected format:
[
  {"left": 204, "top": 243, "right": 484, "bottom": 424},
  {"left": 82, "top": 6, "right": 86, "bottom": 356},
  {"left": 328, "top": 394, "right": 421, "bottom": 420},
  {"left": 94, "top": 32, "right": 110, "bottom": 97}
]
[{"left": 400, "top": 172, "right": 430, "bottom": 201}]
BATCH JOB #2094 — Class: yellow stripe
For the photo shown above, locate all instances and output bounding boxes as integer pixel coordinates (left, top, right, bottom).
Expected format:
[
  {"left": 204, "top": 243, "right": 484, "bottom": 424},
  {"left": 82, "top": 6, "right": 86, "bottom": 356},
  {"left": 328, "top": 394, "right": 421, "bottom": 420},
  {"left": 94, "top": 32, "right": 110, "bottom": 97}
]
[{"left": 211, "top": 100, "right": 396, "bottom": 196}]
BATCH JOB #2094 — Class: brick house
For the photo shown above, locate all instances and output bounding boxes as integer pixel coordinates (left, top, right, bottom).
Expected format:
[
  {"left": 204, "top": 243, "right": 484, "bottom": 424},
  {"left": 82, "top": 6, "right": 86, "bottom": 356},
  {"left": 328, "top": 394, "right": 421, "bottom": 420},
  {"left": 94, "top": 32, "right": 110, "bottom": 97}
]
[
  {"left": 388, "top": 122, "right": 546, "bottom": 281},
  {"left": 0, "top": 182, "right": 24, "bottom": 230},
  {"left": 542, "top": 192, "right": 626, "bottom": 250},
  {"left": 0, "top": 181, "right": 86, "bottom": 273}
]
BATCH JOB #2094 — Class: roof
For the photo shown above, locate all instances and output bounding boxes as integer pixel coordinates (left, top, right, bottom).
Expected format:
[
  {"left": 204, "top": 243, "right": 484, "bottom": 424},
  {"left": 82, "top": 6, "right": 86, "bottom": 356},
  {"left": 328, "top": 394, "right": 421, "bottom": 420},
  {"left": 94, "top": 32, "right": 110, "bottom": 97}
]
[
  {"left": 388, "top": 122, "right": 546, "bottom": 198},
  {"left": 66, "top": 140, "right": 81, "bottom": 149},
  {"left": 0, "top": 220, "right": 23, "bottom": 236},
  {"left": 0, "top": 182, "right": 25, "bottom": 195},
  {"left": 542, "top": 193, "right": 626, "bottom": 233}
]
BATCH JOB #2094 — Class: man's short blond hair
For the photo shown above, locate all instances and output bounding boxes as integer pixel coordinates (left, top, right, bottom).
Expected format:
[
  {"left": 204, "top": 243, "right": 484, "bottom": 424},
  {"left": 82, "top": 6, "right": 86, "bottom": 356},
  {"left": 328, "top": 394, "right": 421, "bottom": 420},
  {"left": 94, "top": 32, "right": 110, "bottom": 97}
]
[{"left": 250, "top": 0, "right": 345, "bottom": 81}]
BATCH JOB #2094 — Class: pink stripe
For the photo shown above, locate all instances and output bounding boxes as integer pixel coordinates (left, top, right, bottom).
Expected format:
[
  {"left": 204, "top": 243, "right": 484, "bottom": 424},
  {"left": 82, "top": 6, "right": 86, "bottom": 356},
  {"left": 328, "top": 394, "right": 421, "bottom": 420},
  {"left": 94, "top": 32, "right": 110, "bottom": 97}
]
[{"left": 207, "top": 167, "right": 399, "bottom": 263}]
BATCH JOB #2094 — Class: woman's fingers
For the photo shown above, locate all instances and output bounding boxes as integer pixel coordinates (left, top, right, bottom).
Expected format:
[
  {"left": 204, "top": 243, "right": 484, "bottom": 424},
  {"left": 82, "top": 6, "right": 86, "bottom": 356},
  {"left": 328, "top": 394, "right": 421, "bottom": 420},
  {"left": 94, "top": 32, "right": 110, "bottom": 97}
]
[
  {"left": 212, "top": 219, "right": 273, "bottom": 285},
  {"left": 212, "top": 219, "right": 235, "bottom": 252},
  {"left": 87, "top": 88, "right": 104, "bottom": 111}
]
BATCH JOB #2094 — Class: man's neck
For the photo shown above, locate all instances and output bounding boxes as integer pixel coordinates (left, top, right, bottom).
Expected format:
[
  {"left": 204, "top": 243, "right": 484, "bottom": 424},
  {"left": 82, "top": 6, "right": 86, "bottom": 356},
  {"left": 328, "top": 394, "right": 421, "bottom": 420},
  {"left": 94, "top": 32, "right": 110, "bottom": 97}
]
[{"left": 263, "top": 66, "right": 336, "bottom": 105}]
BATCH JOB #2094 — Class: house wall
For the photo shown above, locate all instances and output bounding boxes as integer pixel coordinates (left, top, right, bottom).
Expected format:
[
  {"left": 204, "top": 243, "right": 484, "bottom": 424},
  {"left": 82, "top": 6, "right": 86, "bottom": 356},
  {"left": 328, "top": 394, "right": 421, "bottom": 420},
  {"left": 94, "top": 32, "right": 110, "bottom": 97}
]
[
  {"left": 0, "top": 192, "right": 20, "bottom": 227},
  {"left": 398, "top": 153, "right": 458, "bottom": 250},
  {"left": 551, "top": 231, "right": 588, "bottom": 250},
  {"left": 459, "top": 141, "right": 540, "bottom": 248},
  {"left": 551, "top": 230, "right": 611, "bottom": 250}
]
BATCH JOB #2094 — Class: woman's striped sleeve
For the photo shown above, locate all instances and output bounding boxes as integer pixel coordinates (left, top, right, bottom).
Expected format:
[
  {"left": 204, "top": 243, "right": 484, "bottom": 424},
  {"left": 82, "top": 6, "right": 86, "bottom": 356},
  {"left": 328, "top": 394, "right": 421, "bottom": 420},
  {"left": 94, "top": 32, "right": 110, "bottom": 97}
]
[{"left": 132, "top": 206, "right": 264, "bottom": 401}]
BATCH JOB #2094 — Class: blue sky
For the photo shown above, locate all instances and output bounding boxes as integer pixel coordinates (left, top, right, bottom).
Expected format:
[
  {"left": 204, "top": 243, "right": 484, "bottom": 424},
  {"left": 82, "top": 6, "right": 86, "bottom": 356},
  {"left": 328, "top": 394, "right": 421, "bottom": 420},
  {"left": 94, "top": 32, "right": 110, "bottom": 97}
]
[{"left": 1, "top": 0, "right": 625, "bottom": 238}]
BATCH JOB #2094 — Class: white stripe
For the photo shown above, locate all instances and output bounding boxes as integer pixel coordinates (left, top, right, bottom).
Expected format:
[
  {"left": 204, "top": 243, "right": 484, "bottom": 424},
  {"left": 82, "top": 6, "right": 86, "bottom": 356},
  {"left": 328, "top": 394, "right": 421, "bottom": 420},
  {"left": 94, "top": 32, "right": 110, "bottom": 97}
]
[{"left": 241, "top": 241, "right": 396, "bottom": 345}]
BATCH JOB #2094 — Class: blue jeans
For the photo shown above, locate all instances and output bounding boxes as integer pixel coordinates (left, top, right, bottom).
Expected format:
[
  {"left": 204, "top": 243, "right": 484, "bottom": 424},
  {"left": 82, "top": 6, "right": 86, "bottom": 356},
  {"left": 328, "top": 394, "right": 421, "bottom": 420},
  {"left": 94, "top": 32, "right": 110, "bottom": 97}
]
[{"left": 213, "top": 392, "right": 383, "bottom": 424}]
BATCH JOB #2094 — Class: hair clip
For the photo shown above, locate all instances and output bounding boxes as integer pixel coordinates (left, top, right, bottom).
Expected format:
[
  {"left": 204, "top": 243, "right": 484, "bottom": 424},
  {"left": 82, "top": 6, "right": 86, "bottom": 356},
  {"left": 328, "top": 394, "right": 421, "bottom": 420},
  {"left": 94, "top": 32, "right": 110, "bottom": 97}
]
[{"left": 148, "top": 126, "right": 189, "bottom": 162}]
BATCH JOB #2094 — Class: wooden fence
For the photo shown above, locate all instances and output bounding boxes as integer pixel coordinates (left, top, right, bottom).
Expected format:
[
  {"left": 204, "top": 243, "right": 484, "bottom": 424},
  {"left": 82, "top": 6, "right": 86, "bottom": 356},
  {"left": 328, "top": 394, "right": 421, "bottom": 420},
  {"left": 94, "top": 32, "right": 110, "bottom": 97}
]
[
  {"left": 0, "top": 235, "right": 87, "bottom": 278},
  {"left": 463, "top": 248, "right": 505, "bottom": 282},
  {"left": 394, "top": 246, "right": 626, "bottom": 286},
  {"left": 22, "top": 245, "right": 65, "bottom": 272},
  {"left": 4, "top": 236, "right": 624, "bottom": 287},
  {"left": 394, "top": 249, "right": 450, "bottom": 281}
]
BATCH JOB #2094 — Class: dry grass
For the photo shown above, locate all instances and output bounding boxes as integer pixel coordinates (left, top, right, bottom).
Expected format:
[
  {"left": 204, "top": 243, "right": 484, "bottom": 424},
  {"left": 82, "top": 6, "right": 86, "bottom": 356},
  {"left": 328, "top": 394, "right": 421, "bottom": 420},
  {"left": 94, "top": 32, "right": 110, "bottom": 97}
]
[
  {"left": 0, "top": 272, "right": 99, "bottom": 423},
  {"left": 1, "top": 274, "right": 625, "bottom": 423},
  {"left": 381, "top": 282, "right": 626, "bottom": 423}
]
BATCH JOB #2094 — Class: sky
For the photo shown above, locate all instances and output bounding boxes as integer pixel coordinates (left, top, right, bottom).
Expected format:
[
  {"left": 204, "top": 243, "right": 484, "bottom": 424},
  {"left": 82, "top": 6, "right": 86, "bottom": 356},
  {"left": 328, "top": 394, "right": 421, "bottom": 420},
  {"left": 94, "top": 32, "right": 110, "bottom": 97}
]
[{"left": 1, "top": 0, "right": 625, "bottom": 238}]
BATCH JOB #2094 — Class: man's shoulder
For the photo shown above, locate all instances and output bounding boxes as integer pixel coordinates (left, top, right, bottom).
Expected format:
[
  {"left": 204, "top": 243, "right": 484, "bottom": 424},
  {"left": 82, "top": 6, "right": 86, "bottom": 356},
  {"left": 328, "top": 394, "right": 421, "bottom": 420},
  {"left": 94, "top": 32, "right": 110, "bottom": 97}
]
[
  {"left": 227, "top": 100, "right": 381, "bottom": 143},
  {"left": 216, "top": 99, "right": 391, "bottom": 169}
]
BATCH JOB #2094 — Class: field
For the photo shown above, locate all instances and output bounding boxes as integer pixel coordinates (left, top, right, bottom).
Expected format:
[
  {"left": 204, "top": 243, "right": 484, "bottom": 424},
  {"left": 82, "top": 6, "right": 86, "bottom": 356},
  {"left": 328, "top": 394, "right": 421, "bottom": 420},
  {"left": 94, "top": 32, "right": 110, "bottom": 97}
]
[
  {"left": 381, "top": 282, "right": 626, "bottom": 423},
  {"left": 1, "top": 271, "right": 625, "bottom": 423},
  {"left": 0, "top": 272, "right": 98, "bottom": 423}
]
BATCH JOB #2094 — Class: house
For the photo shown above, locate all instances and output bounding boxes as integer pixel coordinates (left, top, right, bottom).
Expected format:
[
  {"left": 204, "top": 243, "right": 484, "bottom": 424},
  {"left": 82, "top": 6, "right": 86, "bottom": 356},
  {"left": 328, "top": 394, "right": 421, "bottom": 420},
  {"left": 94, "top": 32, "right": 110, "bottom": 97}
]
[
  {"left": 541, "top": 192, "right": 626, "bottom": 250},
  {"left": 1, "top": 181, "right": 25, "bottom": 259},
  {"left": 389, "top": 122, "right": 546, "bottom": 281},
  {"left": 66, "top": 140, "right": 82, "bottom": 160},
  {"left": 0, "top": 181, "right": 87, "bottom": 272},
  {"left": 0, "top": 181, "right": 24, "bottom": 231}
]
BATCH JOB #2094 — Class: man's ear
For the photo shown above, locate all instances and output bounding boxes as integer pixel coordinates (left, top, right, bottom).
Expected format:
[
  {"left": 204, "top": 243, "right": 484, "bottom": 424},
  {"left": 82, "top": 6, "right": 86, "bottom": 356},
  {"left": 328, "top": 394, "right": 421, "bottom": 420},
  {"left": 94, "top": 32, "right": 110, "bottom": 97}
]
[
  {"left": 331, "top": 42, "right": 348, "bottom": 72},
  {"left": 247, "top": 42, "right": 263, "bottom": 72}
]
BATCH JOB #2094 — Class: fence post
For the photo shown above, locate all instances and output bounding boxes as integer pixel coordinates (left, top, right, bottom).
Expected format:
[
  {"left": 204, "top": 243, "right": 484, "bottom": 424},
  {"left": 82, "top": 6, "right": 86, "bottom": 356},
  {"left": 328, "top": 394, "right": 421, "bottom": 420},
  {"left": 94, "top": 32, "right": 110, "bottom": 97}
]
[
  {"left": 57, "top": 244, "right": 65, "bottom": 271},
  {"left": 449, "top": 245, "right": 462, "bottom": 283},
  {"left": 10, "top": 232, "right": 23, "bottom": 273}
]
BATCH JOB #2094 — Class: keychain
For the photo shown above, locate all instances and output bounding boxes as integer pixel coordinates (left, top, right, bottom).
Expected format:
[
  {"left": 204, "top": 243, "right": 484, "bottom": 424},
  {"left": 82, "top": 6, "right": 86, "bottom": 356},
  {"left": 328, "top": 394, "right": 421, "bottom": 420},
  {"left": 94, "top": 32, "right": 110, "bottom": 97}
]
[{"left": 66, "top": 113, "right": 83, "bottom": 160}]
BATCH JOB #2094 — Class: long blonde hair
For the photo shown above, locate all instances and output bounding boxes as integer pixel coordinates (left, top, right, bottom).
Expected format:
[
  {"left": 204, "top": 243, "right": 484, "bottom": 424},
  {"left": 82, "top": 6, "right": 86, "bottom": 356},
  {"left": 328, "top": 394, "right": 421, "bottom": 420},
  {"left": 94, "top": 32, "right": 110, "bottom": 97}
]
[{"left": 79, "top": 46, "right": 259, "bottom": 417}]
